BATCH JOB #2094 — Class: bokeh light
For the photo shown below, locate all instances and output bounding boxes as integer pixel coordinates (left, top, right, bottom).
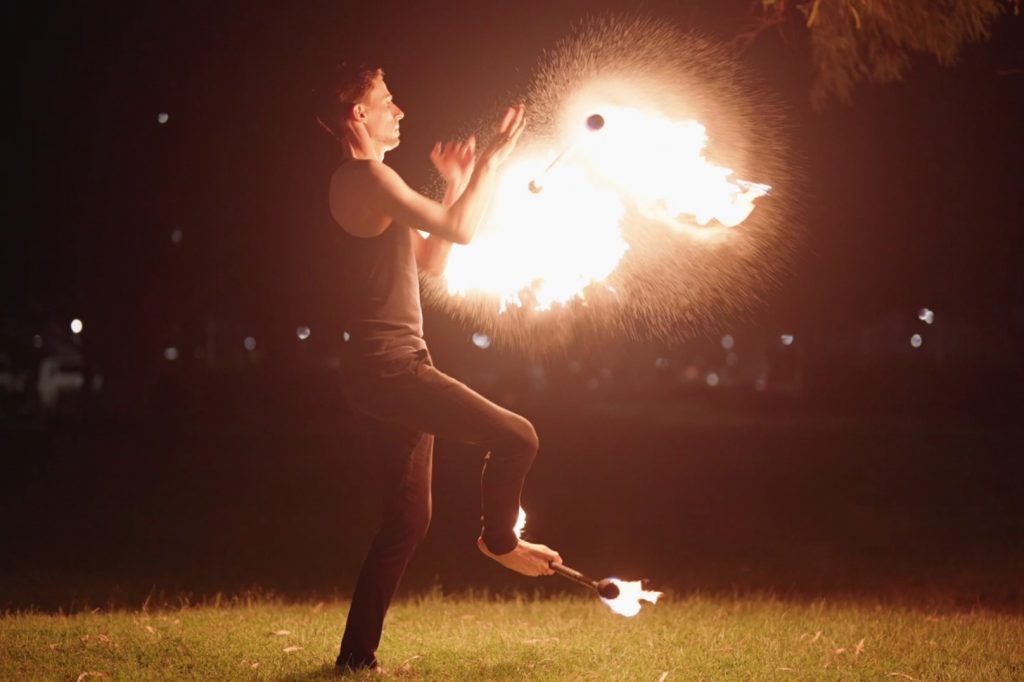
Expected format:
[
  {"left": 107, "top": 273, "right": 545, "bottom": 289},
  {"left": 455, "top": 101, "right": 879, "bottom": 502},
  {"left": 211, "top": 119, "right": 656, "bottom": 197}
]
[
  {"left": 70, "top": 319, "right": 83, "bottom": 334},
  {"left": 780, "top": 334, "right": 794, "bottom": 346},
  {"left": 296, "top": 326, "right": 311, "bottom": 341},
  {"left": 157, "top": 112, "right": 169, "bottom": 124},
  {"left": 471, "top": 332, "right": 492, "bottom": 349},
  {"left": 164, "top": 347, "right": 179, "bottom": 361},
  {"left": 244, "top": 337, "right": 256, "bottom": 351},
  {"left": 918, "top": 307, "right": 935, "bottom": 324},
  {"left": 910, "top": 334, "right": 923, "bottom": 348}
]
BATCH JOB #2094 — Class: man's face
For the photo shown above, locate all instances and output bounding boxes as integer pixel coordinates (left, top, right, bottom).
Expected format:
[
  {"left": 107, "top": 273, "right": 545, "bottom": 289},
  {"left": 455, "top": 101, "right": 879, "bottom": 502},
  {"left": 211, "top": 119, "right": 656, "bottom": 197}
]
[{"left": 358, "top": 77, "right": 404, "bottom": 151}]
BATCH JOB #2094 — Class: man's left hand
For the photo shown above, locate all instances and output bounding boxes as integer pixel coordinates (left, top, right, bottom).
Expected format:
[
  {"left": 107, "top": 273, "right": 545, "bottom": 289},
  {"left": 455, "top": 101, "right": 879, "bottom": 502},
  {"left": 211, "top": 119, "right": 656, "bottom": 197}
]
[{"left": 430, "top": 136, "right": 476, "bottom": 188}]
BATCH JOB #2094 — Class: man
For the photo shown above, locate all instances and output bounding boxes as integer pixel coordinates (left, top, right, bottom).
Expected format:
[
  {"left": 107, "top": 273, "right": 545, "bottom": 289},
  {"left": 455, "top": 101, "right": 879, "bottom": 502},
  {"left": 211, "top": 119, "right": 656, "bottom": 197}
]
[{"left": 317, "top": 63, "right": 562, "bottom": 673}]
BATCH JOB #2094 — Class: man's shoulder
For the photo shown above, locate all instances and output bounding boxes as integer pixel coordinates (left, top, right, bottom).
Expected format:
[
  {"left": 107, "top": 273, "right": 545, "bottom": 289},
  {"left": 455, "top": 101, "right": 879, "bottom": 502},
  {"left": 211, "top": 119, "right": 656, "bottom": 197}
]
[{"left": 329, "top": 161, "right": 400, "bottom": 238}]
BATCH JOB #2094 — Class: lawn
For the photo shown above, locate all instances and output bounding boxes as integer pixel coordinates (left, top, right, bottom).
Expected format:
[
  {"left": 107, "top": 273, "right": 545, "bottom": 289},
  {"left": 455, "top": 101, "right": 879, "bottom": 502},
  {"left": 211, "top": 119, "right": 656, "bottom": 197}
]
[{"left": 2, "top": 591, "right": 1021, "bottom": 680}]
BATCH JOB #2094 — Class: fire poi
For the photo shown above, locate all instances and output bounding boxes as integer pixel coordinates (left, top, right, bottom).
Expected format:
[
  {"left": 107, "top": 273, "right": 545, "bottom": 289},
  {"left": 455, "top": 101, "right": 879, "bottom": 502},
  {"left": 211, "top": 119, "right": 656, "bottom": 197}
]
[
  {"left": 516, "top": 507, "right": 662, "bottom": 617},
  {"left": 420, "top": 16, "right": 795, "bottom": 354}
]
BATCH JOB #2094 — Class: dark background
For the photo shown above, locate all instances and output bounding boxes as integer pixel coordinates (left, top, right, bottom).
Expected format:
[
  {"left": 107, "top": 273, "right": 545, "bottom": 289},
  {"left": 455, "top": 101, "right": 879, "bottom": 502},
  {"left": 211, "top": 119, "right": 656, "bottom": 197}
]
[{"left": 4, "top": 1, "right": 1022, "bottom": 611}]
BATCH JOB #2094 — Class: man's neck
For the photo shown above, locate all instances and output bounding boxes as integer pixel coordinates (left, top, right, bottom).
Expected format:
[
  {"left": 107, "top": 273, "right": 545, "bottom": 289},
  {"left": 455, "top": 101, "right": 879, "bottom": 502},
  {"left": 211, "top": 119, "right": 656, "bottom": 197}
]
[{"left": 341, "top": 136, "right": 385, "bottom": 162}]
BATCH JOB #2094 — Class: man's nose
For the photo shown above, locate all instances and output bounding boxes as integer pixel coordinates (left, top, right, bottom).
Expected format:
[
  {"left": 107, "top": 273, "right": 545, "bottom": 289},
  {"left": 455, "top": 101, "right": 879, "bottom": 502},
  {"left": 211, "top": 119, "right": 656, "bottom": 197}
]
[{"left": 394, "top": 106, "right": 405, "bottom": 120}]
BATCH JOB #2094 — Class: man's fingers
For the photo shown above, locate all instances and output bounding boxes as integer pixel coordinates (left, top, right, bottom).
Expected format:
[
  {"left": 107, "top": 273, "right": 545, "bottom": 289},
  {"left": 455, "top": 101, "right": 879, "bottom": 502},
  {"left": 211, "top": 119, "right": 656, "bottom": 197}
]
[{"left": 499, "top": 106, "right": 516, "bottom": 134}]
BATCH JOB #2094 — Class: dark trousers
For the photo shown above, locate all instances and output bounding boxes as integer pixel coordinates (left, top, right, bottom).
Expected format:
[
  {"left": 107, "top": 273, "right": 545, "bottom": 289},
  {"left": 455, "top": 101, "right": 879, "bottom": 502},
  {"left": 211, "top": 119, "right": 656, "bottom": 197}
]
[{"left": 337, "top": 349, "right": 539, "bottom": 669}]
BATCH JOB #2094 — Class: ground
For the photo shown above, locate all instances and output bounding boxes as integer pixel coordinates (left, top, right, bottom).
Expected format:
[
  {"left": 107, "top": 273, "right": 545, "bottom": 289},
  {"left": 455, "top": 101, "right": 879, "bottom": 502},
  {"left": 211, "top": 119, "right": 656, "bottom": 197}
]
[{"left": 3, "top": 592, "right": 1022, "bottom": 680}]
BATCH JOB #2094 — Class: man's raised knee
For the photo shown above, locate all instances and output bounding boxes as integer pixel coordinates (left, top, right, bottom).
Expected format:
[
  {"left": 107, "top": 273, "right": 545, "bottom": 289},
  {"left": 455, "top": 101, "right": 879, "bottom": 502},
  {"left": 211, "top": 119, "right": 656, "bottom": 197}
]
[{"left": 513, "top": 417, "right": 539, "bottom": 459}]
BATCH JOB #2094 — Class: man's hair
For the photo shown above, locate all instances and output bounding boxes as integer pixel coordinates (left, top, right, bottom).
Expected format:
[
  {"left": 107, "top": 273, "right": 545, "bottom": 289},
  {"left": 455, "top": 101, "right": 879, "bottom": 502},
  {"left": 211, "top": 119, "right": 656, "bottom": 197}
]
[{"left": 314, "top": 62, "right": 384, "bottom": 141}]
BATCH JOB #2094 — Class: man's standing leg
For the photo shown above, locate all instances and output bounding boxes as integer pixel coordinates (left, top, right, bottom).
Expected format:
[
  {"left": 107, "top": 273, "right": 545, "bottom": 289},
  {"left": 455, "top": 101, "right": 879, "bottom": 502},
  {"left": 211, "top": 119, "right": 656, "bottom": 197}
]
[{"left": 337, "top": 426, "right": 434, "bottom": 670}]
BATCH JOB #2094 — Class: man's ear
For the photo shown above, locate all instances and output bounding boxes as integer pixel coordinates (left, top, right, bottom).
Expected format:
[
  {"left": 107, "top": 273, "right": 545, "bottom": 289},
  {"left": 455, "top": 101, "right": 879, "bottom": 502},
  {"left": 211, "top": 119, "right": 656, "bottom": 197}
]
[{"left": 350, "top": 103, "right": 366, "bottom": 122}]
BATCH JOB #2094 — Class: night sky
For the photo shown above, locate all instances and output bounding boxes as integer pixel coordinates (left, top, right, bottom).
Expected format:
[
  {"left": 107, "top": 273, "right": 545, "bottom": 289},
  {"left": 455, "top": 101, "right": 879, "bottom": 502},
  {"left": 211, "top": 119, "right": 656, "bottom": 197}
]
[{"left": 11, "top": 1, "right": 1024, "bottom": 351}]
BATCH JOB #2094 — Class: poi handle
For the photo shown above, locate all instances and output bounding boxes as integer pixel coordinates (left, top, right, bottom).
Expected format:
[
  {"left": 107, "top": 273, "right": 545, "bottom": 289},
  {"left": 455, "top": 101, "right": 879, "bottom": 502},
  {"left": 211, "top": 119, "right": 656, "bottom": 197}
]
[{"left": 549, "top": 561, "right": 599, "bottom": 589}]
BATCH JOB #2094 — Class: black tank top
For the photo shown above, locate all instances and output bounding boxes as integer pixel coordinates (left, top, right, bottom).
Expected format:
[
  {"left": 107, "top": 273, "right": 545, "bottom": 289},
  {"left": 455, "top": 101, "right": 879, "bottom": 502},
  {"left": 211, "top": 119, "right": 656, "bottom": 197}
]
[{"left": 336, "top": 215, "right": 428, "bottom": 364}]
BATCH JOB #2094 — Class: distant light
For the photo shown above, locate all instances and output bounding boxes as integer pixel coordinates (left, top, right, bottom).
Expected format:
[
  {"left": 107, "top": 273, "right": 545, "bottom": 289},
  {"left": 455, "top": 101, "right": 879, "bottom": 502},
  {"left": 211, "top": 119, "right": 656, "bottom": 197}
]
[
  {"left": 721, "top": 334, "right": 734, "bottom": 350},
  {"left": 754, "top": 376, "right": 767, "bottom": 392},
  {"left": 780, "top": 334, "right": 794, "bottom": 346},
  {"left": 655, "top": 357, "right": 669, "bottom": 369},
  {"left": 70, "top": 319, "right": 84, "bottom": 334},
  {"left": 170, "top": 227, "right": 183, "bottom": 244},
  {"left": 600, "top": 367, "right": 612, "bottom": 379},
  {"left": 164, "top": 346, "right": 179, "bottom": 361},
  {"left": 157, "top": 112, "right": 169, "bottom": 124},
  {"left": 342, "top": 331, "right": 351, "bottom": 343},
  {"left": 586, "top": 377, "right": 600, "bottom": 391},
  {"left": 910, "top": 333, "right": 923, "bottom": 348},
  {"left": 244, "top": 336, "right": 256, "bottom": 351},
  {"left": 568, "top": 360, "right": 582, "bottom": 374},
  {"left": 296, "top": 325, "right": 311, "bottom": 340},
  {"left": 471, "top": 332, "right": 491, "bottom": 349},
  {"left": 33, "top": 334, "right": 43, "bottom": 349},
  {"left": 706, "top": 372, "right": 720, "bottom": 387},
  {"left": 684, "top": 365, "right": 700, "bottom": 381},
  {"left": 918, "top": 307, "right": 934, "bottom": 325}
]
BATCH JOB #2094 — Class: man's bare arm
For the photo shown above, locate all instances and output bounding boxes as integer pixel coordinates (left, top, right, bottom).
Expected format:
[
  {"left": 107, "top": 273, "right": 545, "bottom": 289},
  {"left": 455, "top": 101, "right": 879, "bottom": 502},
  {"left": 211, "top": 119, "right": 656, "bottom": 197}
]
[
  {"left": 414, "top": 175, "right": 467, "bottom": 276},
  {"left": 333, "top": 106, "right": 524, "bottom": 247}
]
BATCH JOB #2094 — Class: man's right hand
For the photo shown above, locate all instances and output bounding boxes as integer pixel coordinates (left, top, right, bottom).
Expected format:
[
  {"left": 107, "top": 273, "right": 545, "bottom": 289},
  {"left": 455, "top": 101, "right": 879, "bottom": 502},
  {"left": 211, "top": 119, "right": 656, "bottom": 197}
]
[
  {"left": 477, "top": 536, "right": 562, "bottom": 577},
  {"left": 479, "top": 104, "right": 526, "bottom": 170}
]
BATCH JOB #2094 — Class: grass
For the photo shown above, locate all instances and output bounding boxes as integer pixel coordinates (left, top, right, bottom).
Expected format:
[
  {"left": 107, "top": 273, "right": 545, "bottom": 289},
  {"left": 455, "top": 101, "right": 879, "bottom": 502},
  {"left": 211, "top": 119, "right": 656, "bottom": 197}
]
[{"left": 2, "top": 591, "right": 1022, "bottom": 681}]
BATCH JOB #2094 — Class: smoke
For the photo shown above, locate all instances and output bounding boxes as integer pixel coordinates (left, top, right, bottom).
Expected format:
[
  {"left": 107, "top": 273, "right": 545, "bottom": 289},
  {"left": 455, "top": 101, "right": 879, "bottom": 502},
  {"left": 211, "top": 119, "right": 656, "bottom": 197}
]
[{"left": 420, "top": 15, "right": 798, "bottom": 357}]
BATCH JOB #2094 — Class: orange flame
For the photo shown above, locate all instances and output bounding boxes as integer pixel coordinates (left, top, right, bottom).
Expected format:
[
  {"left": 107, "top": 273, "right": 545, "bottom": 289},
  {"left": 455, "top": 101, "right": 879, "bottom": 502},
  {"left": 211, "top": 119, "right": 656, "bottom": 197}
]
[
  {"left": 600, "top": 578, "right": 663, "bottom": 617},
  {"left": 442, "top": 101, "right": 770, "bottom": 311}
]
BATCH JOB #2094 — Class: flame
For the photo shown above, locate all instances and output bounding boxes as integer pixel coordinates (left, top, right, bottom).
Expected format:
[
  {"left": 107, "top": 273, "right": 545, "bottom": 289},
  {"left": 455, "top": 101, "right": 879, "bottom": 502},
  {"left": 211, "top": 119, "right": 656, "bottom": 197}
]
[
  {"left": 600, "top": 578, "right": 663, "bottom": 617},
  {"left": 441, "top": 102, "right": 769, "bottom": 311},
  {"left": 567, "top": 105, "right": 770, "bottom": 229},
  {"left": 513, "top": 506, "right": 527, "bottom": 539},
  {"left": 444, "top": 157, "right": 628, "bottom": 311}
]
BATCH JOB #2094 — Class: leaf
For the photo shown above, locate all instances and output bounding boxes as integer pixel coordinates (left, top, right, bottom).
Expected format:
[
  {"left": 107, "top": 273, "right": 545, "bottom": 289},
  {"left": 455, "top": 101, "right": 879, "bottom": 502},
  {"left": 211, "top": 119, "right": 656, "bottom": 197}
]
[
  {"left": 272, "top": 630, "right": 291, "bottom": 636},
  {"left": 76, "top": 674, "right": 104, "bottom": 682},
  {"left": 283, "top": 645, "right": 304, "bottom": 653}
]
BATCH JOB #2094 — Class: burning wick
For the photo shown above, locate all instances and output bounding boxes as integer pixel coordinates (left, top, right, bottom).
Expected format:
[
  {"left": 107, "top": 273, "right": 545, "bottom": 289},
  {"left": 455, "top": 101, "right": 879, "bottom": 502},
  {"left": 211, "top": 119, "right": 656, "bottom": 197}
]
[
  {"left": 528, "top": 113, "right": 605, "bottom": 194},
  {"left": 549, "top": 561, "right": 620, "bottom": 599},
  {"left": 514, "top": 506, "right": 661, "bottom": 616}
]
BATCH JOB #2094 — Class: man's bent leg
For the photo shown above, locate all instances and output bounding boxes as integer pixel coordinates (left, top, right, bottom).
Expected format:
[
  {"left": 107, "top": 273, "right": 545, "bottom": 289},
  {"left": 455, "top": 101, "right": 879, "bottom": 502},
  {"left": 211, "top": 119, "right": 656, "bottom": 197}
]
[
  {"left": 338, "top": 427, "right": 434, "bottom": 670},
  {"left": 355, "top": 355, "right": 539, "bottom": 556}
]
